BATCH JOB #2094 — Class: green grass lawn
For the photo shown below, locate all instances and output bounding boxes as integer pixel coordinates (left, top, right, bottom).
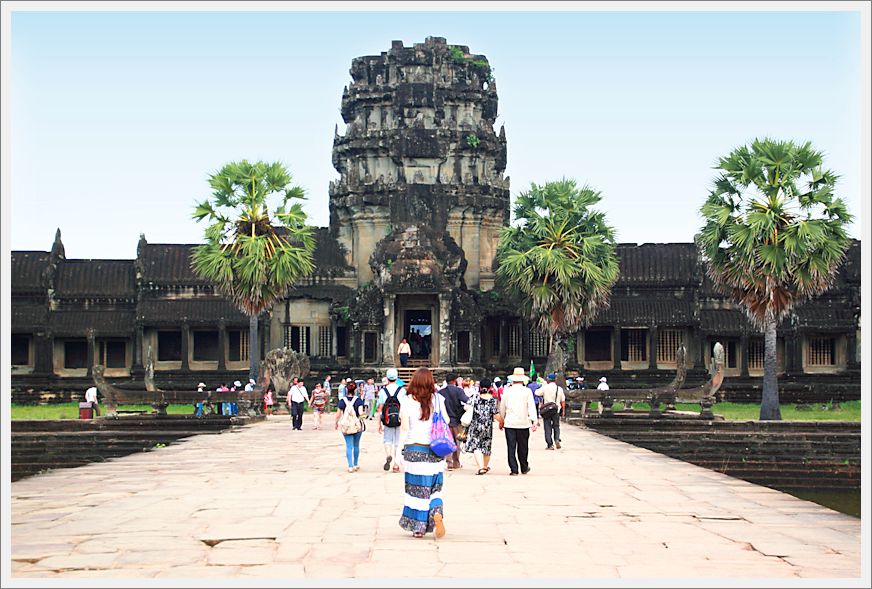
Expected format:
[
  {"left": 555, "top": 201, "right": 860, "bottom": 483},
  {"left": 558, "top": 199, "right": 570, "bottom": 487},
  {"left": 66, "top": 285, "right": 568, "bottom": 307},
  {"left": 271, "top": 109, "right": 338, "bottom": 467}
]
[
  {"left": 10, "top": 400, "right": 861, "bottom": 421},
  {"left": 9, "top": 403, "right": 197, "bottom": 420},
  {"left": 608, "top": 400, "right": 861, "bottom": 421}
]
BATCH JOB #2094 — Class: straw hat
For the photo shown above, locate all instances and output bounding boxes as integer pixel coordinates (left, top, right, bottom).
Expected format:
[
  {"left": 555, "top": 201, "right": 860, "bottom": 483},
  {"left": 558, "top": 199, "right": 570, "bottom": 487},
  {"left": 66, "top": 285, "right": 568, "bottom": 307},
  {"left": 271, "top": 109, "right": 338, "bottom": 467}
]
[{"left": 507, "top": 367, "right": 530, "bottom": 384}]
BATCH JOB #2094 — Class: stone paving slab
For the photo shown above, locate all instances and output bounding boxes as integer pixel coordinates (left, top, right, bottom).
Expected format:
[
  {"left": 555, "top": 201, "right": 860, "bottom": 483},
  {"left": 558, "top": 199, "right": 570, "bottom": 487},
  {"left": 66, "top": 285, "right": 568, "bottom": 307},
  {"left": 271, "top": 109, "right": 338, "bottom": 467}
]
[{"left": 7, "top": 413, "right": 865, "bottom": 584}]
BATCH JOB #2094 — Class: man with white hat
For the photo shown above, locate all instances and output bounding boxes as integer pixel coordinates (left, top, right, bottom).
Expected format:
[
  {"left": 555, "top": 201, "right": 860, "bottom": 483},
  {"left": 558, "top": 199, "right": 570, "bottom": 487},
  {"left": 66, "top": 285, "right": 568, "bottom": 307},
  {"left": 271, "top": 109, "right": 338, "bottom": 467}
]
[
  {"left": 195, "top": 382, "right": 208, "bottom": 417},
  {"left": 498, "top": 367, "right": 538, "bottom": 475}
]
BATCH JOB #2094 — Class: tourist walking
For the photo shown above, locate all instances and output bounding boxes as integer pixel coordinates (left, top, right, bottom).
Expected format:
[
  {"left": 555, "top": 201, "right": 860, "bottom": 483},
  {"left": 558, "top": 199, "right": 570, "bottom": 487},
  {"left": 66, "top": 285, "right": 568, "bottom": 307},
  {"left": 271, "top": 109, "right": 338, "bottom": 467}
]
[
  {"left": 492, "top": 377, "right": 504, "bottom": 401},
  {"left": 310, "top": 382, "right": 329, "bottom": 429},
  {"left": 263, "top": 389, "right": 274, "bottom": 416},
  {"left": 336, "top": 382, "right": 365, "bottom": 472},
  {"left": 437, "top": 374, "right": 469, "bottom": 470},
  {"left": 536, "top": 373, "right": 566, "bottom": 450},
  {"left": 364, "top": 378, "right": 377, "bottom": 419},
  {"left": 288, "top": 378, "right": 310, "bottom": 431},
  {"left": 398, "top": 368, "right": 447, "bottom": 539},
  {"left": 464, "top": 378, "right": 501, "bottom": 475},
  {"left": 378, "top": 368, "right": 407, "bottom": 473},
  {"left": 499, "top": 367, "right": 538, "bottom": 476},
  {"left": 397, "top": 338, "right": 412, "bottom": 367}
]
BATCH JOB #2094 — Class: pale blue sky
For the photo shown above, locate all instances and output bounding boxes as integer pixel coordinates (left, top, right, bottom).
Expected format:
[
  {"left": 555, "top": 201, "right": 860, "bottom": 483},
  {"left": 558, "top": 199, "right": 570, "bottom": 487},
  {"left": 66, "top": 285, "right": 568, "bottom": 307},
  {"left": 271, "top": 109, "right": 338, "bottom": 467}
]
[{"left": 9, "top": 9, "right": 864, "bottom": 259}]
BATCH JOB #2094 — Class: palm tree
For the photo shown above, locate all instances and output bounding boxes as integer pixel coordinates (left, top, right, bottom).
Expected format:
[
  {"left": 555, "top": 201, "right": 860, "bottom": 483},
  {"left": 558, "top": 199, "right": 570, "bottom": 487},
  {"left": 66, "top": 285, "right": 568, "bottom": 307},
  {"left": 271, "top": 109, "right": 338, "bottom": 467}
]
[
  {"left": 496, "top": 179, "right": 620, "bottom": 376},
  {"left": 697, "top": 139, "right": 853, "bottom": 420},
  {"left": 191, "top": 160, "right": 315, "bottom": 381}
]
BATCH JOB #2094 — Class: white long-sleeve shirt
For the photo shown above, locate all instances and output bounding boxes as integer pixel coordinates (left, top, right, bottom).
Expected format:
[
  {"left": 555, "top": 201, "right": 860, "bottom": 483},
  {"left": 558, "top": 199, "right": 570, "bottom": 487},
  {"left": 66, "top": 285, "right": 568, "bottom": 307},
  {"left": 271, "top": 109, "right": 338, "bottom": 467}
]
[{"left": 499, "top": 383, "right": 538, "bottom": 429}]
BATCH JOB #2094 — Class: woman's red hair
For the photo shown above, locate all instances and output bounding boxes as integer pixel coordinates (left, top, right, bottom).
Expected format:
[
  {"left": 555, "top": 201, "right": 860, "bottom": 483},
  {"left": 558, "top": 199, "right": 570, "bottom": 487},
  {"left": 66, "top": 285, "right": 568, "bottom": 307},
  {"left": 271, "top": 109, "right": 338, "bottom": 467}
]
[{"left": 407, "top": 368, "right": 436, "bottom": 420}]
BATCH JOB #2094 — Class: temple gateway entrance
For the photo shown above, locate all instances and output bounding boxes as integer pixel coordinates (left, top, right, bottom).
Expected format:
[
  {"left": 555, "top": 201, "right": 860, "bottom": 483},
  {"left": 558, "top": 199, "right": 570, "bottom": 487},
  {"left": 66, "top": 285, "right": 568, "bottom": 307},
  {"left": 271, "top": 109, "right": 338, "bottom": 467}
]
[
  {"left": 404, "top": 309, "right": 433, "bottom": 364},
  {"left": 394, "top": 295, "right": 439, "bottom": 366}
]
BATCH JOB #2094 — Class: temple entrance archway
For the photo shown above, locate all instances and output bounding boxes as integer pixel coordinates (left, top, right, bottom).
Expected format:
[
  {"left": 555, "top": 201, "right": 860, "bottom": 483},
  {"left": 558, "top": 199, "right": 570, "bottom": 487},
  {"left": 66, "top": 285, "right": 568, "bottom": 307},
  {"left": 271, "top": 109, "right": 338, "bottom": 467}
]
[
  {"left": 393, "top": 295, "right": 439, "bottom": 366},
  {"left": 404, "top": 309, "right": 433, "bottom": 363}
]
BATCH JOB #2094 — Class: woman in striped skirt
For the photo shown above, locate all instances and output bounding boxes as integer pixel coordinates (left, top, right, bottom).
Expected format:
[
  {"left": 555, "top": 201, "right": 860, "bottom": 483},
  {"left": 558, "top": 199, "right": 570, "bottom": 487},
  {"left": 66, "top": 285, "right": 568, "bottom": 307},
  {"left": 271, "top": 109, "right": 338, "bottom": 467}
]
[{"left": 397, "top": 368, "right": 447, "bottom": 539}]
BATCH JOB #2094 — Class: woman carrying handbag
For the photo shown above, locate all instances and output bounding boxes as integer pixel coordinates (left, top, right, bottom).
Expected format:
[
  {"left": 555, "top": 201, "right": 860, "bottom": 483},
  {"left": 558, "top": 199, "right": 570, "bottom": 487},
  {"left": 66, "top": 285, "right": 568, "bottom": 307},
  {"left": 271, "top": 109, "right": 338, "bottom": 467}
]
[{"left": 397, "top": 368, "right": 450, "bottom": 539}]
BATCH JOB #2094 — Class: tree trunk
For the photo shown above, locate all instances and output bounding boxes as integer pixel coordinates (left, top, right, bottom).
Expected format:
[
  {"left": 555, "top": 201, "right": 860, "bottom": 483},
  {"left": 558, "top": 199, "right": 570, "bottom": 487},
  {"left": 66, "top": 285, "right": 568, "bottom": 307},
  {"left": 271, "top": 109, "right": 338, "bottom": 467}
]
[
  {"left": 545, "top": 333, "right": 568, "bottom": 378},
  {"left": 249, "top": 314, "right": 260, "bottom": 383},
  {"left": 758, "top": 315, "right": 782, "bottom": 420}
]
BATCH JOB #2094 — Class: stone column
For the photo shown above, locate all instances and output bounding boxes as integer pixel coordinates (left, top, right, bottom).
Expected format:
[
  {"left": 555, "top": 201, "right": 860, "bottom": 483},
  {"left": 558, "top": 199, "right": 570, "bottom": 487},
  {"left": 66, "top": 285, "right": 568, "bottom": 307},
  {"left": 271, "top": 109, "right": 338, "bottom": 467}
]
[
  {"left": 648, "top": 325, "right": 658, "bottom": 370},
  {"left": 181, "top": 324, "right": 190, "bottom": 371},
  {"left": 383, "top": 294, "right": 395, "bottom": 366},
  {"left": 499, "top": 317, "right": 508, "bottom": 364},
  {"left": 691, "top": 326, "right": 705, "bottom": 369},
  {"left": 612, "top": 325, "right": 622, "bottom": 370},
  {"left": 846, "top": 332, "right": 858, "bottom": 369},
  {"left": 133, "top": 325, "right": 144, "bottom": 370},
  {"left": 217, "top": 321, "right": 227, "bottom": 371},
  {"left": 471, "top": 322, "right": 482, "bottom": 365},
  {"left": 438, "top": 294, "right": 451, "bottom": 367},
  {"left": 792, "top": 330, "right": 805, "bottom": 373},
  {"left": 740, "top": 333, "right": 749, "bottom": 377},
  {"left": 34, "top": 332, "right": 53, "bottom": 374},
  {"left": 86, "top": 330, "right": 96, "bottom": 377},
  {"left": 783, "top": 333, "right": 796, "bottom": 374},
  {"left": 262, "top": 317, "right": 271, "bottom": 360}
]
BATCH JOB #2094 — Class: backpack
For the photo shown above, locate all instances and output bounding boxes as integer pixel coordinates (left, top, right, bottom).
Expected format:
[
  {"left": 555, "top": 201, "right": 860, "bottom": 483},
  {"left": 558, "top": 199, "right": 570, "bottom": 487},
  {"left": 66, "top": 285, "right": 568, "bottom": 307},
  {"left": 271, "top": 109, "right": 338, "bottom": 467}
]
[
  {"left": 338, "top": 398, "right": 362, "bottom": 435},
  {"left": 540, "top": 386, "right": 563, "bottom": 419},
  {"left": 381, "top": 386, "right": 402, "bottom": 428}
]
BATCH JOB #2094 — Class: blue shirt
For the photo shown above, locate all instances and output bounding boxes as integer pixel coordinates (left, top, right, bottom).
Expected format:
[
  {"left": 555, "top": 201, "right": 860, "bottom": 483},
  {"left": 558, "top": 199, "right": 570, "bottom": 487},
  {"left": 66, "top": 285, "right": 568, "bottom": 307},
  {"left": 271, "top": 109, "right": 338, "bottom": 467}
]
[
  {"left": 338, "top": 397, "right": 365, "bottom": 416},
  {"left": 377, "top": 382, "right": 407, "bottom": 406}
]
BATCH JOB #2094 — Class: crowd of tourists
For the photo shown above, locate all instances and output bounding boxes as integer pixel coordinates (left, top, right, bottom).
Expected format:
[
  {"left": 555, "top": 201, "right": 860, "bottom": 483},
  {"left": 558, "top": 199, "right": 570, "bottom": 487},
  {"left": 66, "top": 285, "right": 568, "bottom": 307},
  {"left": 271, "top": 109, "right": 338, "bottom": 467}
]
[
  {"left": 190, "top": 378, "right": 259, "bottom": 417},
  {"left": 279, "top": 366, "right": 611, "bottom": 541}
]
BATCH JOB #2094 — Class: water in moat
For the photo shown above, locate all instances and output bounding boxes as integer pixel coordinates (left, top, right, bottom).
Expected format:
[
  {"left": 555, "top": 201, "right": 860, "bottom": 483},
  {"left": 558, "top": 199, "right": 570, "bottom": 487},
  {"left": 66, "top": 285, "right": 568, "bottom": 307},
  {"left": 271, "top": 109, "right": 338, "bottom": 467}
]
[{"left": 782, "top": 488, "right": 861, "bottom": 518}]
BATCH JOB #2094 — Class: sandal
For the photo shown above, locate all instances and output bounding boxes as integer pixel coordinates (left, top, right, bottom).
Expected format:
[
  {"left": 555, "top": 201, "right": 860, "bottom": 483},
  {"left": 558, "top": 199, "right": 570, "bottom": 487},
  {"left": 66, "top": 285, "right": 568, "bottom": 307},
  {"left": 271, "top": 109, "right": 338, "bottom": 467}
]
[
  {"left": 413, "top": 532, "right": 424, "bottom": 538},
  {"left": 476, "top": 468, "right": 488, "bottom": 475}
]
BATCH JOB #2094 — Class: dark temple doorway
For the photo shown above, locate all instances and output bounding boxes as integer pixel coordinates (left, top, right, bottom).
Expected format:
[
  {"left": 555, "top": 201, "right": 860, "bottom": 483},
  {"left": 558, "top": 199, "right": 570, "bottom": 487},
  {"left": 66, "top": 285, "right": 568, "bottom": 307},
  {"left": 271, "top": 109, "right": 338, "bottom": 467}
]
[{"left": 404, "top": 309, "right": 433, "bottom": 364}]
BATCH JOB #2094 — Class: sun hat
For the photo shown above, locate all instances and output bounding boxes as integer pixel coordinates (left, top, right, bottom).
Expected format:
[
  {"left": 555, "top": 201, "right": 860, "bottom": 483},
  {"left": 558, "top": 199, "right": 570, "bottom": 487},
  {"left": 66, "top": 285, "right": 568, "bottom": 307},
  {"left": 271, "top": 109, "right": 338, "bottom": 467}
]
[
  {"left": 249, "top": 378, "right": 256, "bottom": 384},
  {"left": 233, "top": 380, "right": 242, "bottom": 388},
  {"left": 493, "top": 376, "right": 501, "bottom": 383},
  {"left": 197, "top": 382, "right": 206, "bottom": 388},
  {"left": 386, "top": 368, "right": 398, "bottom": 381},
  {"left": 599, "top": 377, "right": 607, "bottom": 383},
  {"left": 507, "top": 367, "right": 530, "bottom": 384}
]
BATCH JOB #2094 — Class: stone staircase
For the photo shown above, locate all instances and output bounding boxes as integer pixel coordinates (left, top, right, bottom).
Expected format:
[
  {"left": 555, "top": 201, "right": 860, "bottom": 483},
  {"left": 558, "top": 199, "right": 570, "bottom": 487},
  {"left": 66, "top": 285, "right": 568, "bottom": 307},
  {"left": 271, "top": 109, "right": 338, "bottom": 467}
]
[
  {"left": 576, "top": 414, "right": 860, "bottom": 490},
  {"left": 11, "top": 414, "right": 260, "bottom": 481}
]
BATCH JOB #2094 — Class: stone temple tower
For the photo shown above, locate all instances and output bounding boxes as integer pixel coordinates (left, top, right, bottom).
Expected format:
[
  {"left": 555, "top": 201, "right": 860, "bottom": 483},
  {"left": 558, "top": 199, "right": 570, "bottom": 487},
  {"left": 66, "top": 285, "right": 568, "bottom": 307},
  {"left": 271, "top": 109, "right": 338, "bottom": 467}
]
[{"left": 329, "top": 36, "right": 510, "bottom": 370}]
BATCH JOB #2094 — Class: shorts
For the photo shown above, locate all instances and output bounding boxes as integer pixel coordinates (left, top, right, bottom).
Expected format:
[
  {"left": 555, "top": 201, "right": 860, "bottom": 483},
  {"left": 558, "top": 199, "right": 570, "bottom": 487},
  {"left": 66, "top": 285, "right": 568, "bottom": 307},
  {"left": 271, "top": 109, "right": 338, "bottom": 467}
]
[
  {"left": 383, "top": 425, "right": 400, "bottom": 447},
  {"left": 313, "top": 405, "right": 327, "bottom": 414}
]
